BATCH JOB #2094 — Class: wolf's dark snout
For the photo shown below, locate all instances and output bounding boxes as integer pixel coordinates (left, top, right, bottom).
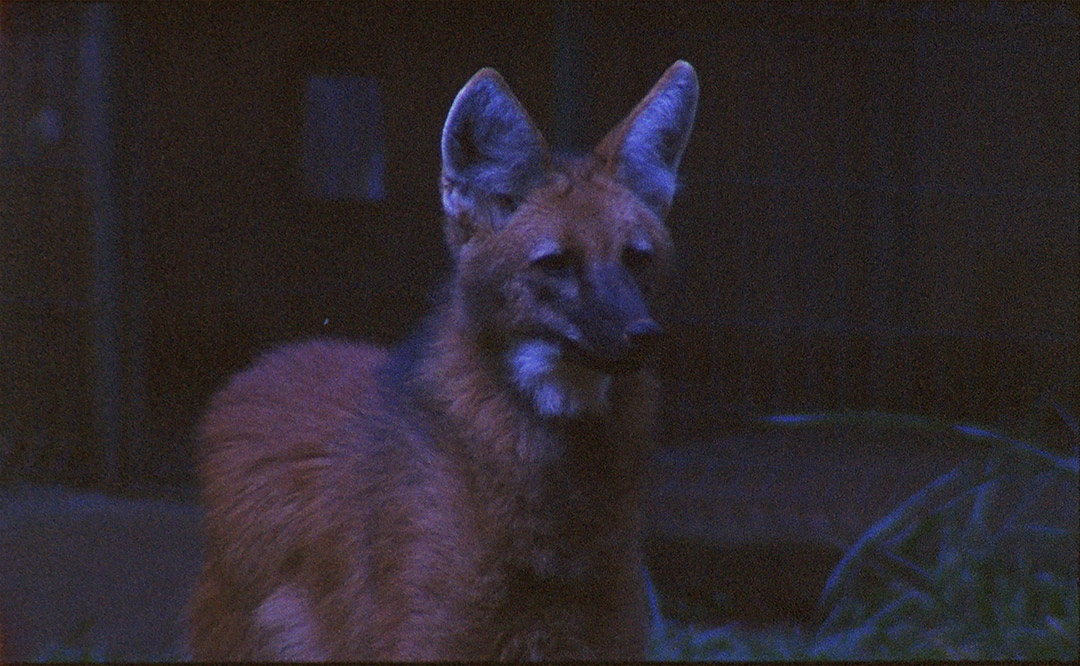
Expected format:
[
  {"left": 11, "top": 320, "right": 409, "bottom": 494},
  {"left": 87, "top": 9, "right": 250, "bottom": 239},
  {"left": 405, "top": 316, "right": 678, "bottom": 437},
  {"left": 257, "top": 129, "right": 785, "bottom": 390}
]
[
  {"left": 567, "top": 316, "right": 662, "bottom": 375},
  {"left": 623, "top": 318, "right": 662, "bottom": 354}
]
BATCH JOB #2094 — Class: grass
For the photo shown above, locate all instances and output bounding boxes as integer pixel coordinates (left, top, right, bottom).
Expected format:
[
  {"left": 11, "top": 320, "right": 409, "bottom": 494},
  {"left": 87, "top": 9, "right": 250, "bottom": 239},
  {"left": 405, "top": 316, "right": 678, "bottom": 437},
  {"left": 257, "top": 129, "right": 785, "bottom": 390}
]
[
  {"left": 30, "top": 408, "right": 1079, "bottom": 662},
  {"left": 32, "top": 616, "right": 185, "bottom": 663},
  {"left": 649, "top": 409, "right": 1079, "bottom": 661},
  {"left": 32, "top": 617, "right": 107, "bottom": 663}
]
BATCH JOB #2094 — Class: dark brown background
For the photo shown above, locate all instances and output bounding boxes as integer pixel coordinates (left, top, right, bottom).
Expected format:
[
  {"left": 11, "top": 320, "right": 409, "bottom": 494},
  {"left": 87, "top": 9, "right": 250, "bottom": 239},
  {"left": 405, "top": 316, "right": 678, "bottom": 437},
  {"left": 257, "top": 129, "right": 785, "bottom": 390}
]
[
  {"left": 0, "top": 3, "right": 1077, "bottom": 659},
  {"left": 2, "top": 2, "right": 1077, "bottom": 487}
]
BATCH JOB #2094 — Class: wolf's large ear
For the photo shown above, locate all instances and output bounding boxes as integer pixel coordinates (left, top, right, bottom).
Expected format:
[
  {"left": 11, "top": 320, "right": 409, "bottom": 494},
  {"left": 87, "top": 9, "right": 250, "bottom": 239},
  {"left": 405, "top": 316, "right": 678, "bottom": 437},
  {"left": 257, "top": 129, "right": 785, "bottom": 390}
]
[
  {"left": 595, "top": 61, "right": 698, "bottom": 218},
  {"left": 441, "top": 68, "right": 549, "bottom": 247}
]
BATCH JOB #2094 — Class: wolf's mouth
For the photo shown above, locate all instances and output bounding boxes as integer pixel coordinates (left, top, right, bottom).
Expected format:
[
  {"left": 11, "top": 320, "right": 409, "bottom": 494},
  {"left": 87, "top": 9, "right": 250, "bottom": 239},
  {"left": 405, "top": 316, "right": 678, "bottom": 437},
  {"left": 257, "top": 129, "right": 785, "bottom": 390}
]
[
  {"left": 563, "top": 343, "right": 650, "bottom": 376},
  {"left": 556, "top": 317, "right": 661, "bottom": 377}
]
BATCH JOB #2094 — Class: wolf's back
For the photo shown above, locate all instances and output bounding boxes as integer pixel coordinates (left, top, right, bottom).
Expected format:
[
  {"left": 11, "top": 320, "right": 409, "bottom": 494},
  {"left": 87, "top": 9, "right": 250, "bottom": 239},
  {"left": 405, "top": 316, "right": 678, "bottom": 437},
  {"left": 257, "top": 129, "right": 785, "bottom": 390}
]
[{"left": 189, "top": 339, "right": 389, "bottom": 658}]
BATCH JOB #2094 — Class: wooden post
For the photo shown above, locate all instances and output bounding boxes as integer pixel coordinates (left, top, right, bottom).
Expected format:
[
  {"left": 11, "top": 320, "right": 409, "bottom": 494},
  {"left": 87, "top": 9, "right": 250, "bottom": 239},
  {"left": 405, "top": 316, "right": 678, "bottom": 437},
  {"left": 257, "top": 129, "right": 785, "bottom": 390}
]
[
  {"left": 552, "top": 1, "right": 589, "bottom": 154},
  {"left": 79, "top": 4, "right": 122, "bottom": 486}
]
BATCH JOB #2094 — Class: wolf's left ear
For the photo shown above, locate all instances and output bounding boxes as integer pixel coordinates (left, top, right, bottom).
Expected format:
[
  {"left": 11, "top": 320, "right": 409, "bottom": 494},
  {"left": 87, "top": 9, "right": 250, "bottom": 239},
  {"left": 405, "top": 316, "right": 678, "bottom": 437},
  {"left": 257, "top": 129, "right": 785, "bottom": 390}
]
[
  {"left": 595, "top": 61, "right": 699, "bottom": 218},
  {"left": 441, "top": 68, "right": 549, "bottom": 248}
]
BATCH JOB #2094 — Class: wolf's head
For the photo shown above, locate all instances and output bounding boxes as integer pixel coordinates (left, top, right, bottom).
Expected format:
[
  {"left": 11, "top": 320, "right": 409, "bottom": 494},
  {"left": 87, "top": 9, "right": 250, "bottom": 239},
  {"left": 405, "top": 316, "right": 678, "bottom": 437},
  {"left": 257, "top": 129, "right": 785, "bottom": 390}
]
[{"left": 439, "top": 62, "right": 698, "bottom": 418}]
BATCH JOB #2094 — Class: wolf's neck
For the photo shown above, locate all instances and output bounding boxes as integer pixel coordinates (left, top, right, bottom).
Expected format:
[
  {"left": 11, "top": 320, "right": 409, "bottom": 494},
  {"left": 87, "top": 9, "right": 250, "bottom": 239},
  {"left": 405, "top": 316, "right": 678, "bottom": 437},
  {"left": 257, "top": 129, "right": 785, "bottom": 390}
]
[
  {"left": 412, "top": 318, "right": 654, "bottom": 575},
  {"left": 504, "top": 339, "right": 613, "bottom": 419},
  {"left": 414, "top": 315, "right": 654, "bottom": 465}
]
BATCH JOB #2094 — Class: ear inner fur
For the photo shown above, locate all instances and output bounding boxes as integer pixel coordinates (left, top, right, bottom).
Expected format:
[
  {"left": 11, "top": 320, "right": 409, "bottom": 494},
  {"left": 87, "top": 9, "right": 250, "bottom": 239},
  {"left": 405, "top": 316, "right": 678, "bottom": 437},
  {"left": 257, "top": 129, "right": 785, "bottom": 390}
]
[{"left": 594, "top": 60, "right": 699, "bottom": 217}]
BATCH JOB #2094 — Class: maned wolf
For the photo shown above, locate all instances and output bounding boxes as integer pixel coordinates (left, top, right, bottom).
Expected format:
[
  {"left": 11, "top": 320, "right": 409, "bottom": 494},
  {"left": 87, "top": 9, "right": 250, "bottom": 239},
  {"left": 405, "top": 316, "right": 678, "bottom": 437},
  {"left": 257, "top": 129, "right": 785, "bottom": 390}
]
[{"left": 188, "top": 61, "right": 698, "bottom": 661}]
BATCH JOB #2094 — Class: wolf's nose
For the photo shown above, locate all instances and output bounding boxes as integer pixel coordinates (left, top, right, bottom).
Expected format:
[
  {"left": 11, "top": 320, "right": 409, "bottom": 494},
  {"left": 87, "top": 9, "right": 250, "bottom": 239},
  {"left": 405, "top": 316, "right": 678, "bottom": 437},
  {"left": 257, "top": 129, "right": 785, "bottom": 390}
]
[{"left": 623, "top": 318, "right": 662, "bottom": 353}]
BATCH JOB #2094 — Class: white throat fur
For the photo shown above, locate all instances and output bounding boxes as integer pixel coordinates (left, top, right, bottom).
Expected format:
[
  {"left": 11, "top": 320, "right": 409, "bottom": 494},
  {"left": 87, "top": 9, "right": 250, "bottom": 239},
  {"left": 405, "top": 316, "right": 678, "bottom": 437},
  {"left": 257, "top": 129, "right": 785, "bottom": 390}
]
[{"left": 507, "top": 339, "right": 612, "bottom": 418}]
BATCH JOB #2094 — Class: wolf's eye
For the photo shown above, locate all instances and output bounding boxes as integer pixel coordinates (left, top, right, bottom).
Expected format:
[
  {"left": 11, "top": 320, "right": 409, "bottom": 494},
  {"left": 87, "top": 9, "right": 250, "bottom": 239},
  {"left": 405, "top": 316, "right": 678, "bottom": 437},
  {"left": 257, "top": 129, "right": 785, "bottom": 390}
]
[
  {"left": 494, "top": 193, "right": 521, "bottom": 213},
  {"left": 532, "top": 250, "right": 574, "bottom": 276},
  {"left": 622, "top": 246, "right": 654, "bottom": 273}
]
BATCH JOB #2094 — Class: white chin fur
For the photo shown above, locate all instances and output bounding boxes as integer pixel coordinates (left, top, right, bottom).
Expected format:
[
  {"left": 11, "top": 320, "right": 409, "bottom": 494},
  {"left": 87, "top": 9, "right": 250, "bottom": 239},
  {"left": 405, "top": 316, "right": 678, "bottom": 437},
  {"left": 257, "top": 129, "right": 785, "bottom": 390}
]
[{"left": 507, "top": 339, "right": 612, "bottom": 418}]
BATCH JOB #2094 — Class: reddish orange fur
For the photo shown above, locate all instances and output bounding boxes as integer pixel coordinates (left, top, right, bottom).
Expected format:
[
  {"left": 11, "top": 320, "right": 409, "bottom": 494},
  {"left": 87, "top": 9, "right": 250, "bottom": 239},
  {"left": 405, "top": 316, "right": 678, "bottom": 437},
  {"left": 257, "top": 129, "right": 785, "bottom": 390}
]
[{"left": 188, "top": 62, "right": 696, "bottom": 661}]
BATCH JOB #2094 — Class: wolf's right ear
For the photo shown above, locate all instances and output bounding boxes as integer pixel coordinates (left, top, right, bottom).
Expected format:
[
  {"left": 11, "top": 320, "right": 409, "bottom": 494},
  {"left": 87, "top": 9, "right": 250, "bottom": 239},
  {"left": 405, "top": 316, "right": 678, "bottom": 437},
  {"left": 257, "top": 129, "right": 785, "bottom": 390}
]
[{"left": 441, "top": 68, "right": 549, "bottom": 249}]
